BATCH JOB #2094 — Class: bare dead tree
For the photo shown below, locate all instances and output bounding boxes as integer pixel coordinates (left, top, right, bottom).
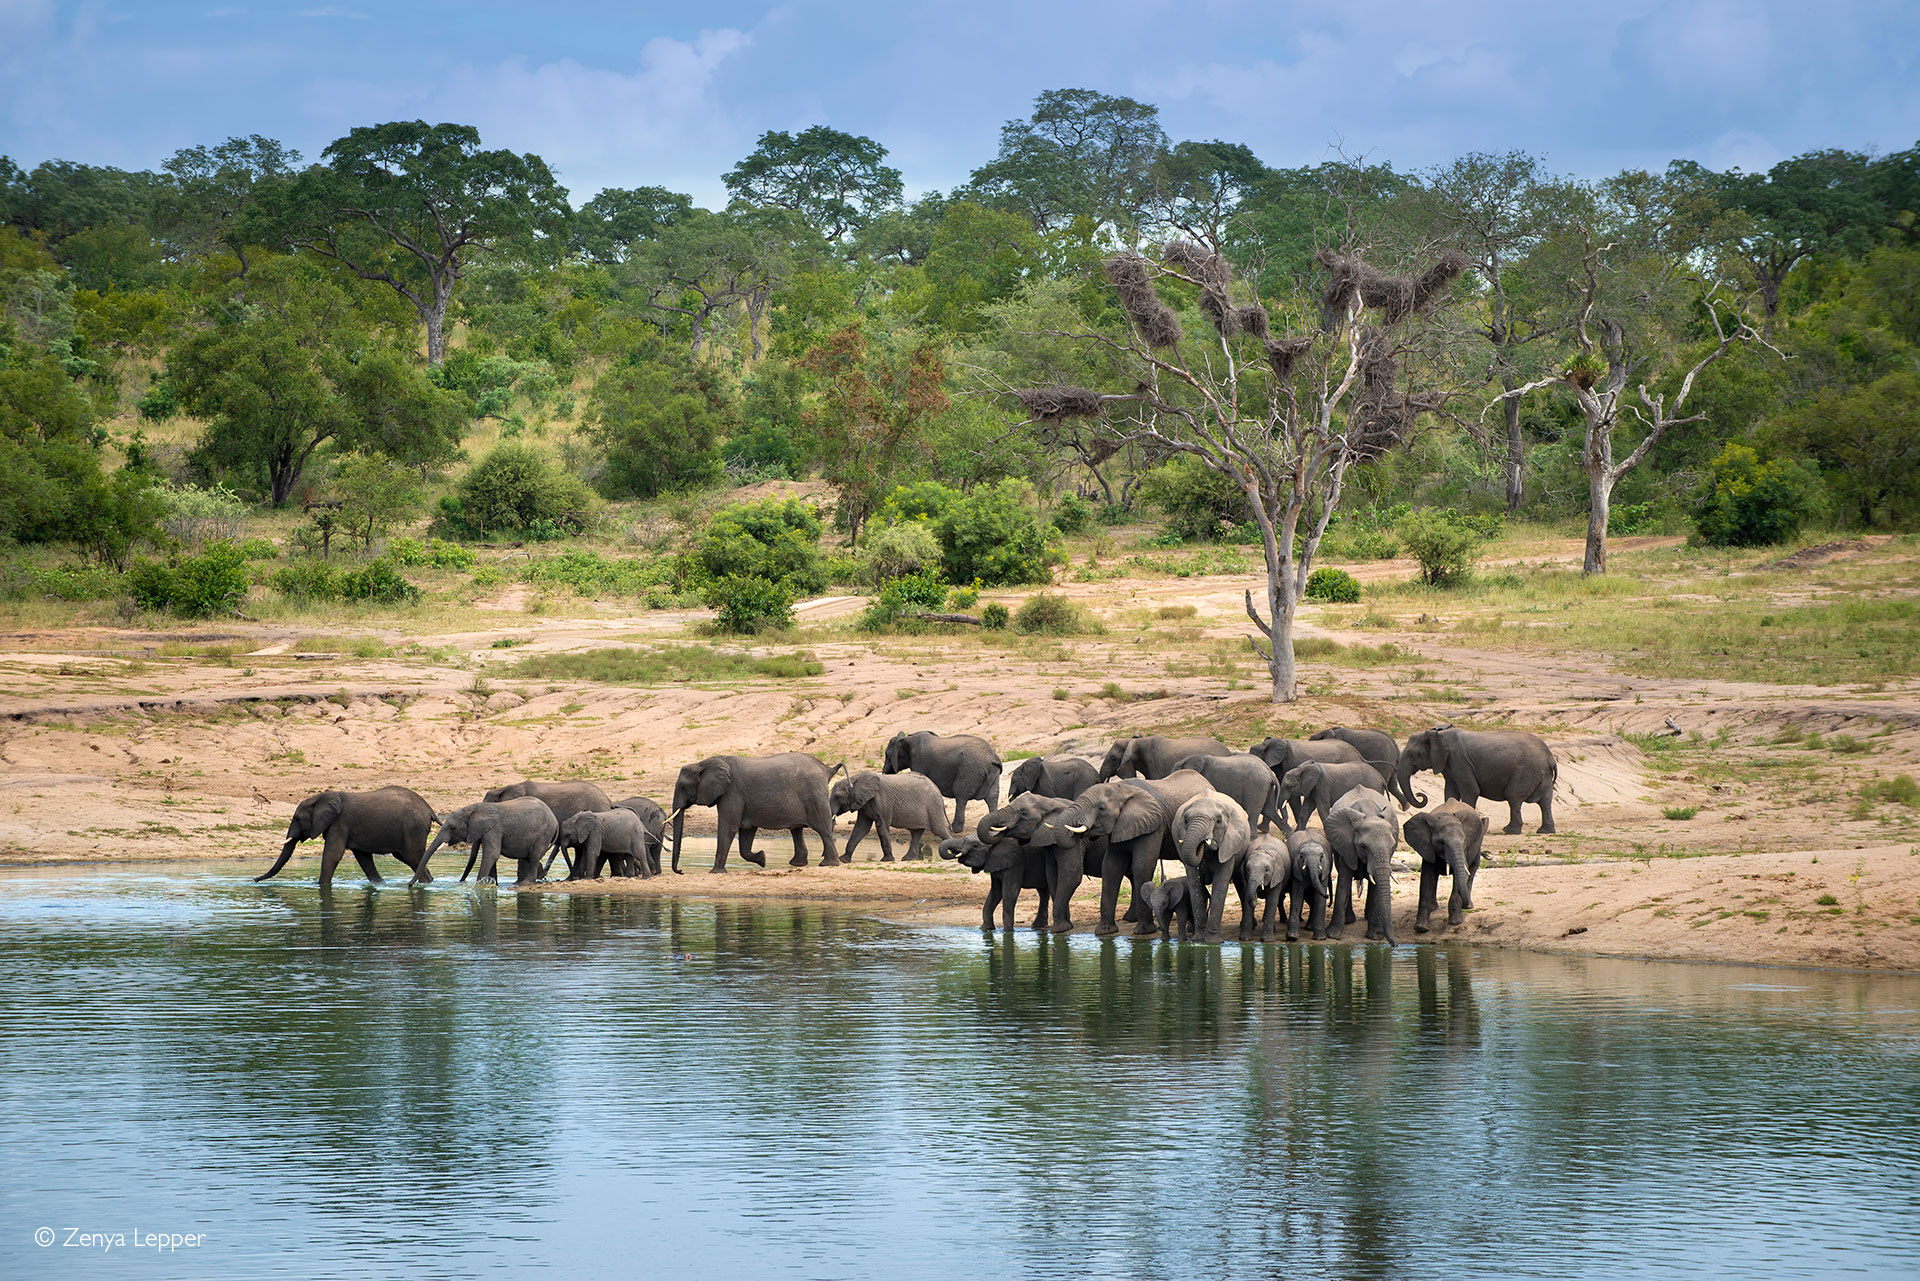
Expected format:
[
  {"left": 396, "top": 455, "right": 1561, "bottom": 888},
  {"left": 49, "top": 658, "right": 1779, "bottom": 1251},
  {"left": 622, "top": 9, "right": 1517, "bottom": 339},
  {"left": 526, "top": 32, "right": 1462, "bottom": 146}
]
[{"left": 1000, "top": 239, "right": 1465, "bottom": 703}]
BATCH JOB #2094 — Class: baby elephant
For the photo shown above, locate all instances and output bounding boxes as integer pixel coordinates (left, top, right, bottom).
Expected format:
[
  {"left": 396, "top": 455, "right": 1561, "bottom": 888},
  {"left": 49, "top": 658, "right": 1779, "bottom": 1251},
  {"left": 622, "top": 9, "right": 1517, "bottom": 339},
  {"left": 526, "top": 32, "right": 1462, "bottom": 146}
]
[
  {"left": 553, "top": 808, "right": 654, "bottom": 880},
  {"left": 1284, "top": 830, "right": 1334, "bottom": 941},
  {"left": 1137, "top": 876, "right": 1198, "bottom": 940},
  {"left": 831, "top": 770, "right": 952, "bottom": 862},
  {"left": 432, "top": 798, "right": 559, "bottom": 887},
  {"left": 939, "top": 833, "right": 1051, "bottom": 930},
  {"left": 1403, "top": 799, "right": 1489, "bottom": 932},
  {"left": 1238, "top": 834, "right": 1290, "bottom": 942},
  {"left": 1281, "top": 759, "right": 1388, "bottom": 832}
]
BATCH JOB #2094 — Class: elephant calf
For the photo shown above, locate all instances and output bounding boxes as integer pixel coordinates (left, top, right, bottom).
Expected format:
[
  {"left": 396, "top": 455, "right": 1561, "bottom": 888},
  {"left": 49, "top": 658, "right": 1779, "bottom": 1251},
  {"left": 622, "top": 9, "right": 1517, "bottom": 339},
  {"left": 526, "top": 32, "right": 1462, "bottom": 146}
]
[
  {"left": 552, "top": 808, "right": 654, "bottom": 880},
  {"left": 1237, "top": 834, "right": 1290, "bottom": 942},
  {"left": 1325, "top": 787, "right": 1401, "bottom": 945},
  {"left": 831, "top": 771, "right": 952, "bottom": 862},
  {"left": 939, "top": 833, "right": 1053, "bottom": 931},
  {"left": 1404, "top": 799, "right": 1490, "bottom": 932},
  {"left": 1284, "top": 830, "right": 1334, "bottom": 941},
  {"left": 1138, "top": 876, "right": 1197, "bottom": 940},
  {"left": 613, "top": 796, "right": 667, "bottom": 877},
  {"left": 433, "top": 798, "right": 560, "bottom": 887},
  {"left": 1280, "top": 760, "right": 1388, "bottom": 832},
  {"left": 884, "top": 730, "right": 1002, "bottom": 828},
  {"left": 1005, "top": 754, "right": 1099, "bottom": 801}
]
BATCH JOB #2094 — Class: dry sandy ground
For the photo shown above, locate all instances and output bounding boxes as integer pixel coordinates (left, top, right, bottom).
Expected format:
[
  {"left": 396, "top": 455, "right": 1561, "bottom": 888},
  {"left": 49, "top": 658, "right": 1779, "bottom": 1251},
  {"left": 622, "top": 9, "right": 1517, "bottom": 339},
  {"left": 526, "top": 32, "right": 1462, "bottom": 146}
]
[{"left": 1, "top": 535, "right": 1916, "bottom": 971}]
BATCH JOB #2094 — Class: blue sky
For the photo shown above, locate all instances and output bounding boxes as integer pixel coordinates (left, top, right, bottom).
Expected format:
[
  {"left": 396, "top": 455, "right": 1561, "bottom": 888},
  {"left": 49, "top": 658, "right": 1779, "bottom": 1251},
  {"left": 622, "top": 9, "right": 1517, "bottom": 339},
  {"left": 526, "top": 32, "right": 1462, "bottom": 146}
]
[{"left": 3, "top": 0, "right": 1917, "bottom": 207}]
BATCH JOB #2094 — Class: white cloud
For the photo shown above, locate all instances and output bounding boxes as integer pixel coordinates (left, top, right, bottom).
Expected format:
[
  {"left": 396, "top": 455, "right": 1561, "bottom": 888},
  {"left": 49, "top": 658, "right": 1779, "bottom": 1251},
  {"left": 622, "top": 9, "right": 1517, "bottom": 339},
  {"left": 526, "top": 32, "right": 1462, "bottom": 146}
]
[{"left": 298, "top": 6, "right": 370, "bottom": 19}]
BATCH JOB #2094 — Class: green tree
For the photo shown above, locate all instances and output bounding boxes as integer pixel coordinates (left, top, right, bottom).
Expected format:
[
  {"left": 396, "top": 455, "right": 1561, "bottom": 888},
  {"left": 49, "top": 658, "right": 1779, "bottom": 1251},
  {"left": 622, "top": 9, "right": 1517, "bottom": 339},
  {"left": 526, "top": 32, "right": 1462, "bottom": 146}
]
[
  {"left": 922, "top": 201, "right": 1042, "bottom": 332},
  {"left": 934, "top": 479, "right": 1052, "bottom": 585},
  {"left": 1146, "top": 140, "right": 1269, "bottom": 251},
  {"left": 157, "top": 135, "right": 301, "bottom": 273},
  {"left": 968, "top": 89, "right": 1168, "bottom": 240},
  {"left": 800, "top": 322, "right": 949, "bottom": 543},
  {"left": 256, "top": 121, "right": 569, "bottom": 363},
  {"left": 724, "top": 126, "right": 903, "bottom": 242},
  {"left": 695, "top": 497, "right": 826, "bottom": 592},
  {"left": 441, "top": 442, "right": 595, "bottom": 539},
  {"left": 331, "top": 453, "right": 426, "bottom": 550},
  {"left": 585, "top": 348, "right": 730, "bottom": 497},
  {"left": 626, "top": 207, "right": 820, "bottom": 358},
  {"left": 571, "top": 185, "right": 692, "bottom": 263},
  {"left": 1763, "top": 371, "right": 1920, "bottom": 528},
  {"left": 1689, "top": 443, "right": 1824, "bottom": 546}
]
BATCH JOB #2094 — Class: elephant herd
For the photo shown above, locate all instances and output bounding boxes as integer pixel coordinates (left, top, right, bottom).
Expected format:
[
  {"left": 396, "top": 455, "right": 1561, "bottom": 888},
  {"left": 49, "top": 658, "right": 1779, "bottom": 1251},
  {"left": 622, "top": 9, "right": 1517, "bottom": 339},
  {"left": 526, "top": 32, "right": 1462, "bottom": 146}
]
[{"left": 256, "top": 723, "right": 1558, "bottom": 948}]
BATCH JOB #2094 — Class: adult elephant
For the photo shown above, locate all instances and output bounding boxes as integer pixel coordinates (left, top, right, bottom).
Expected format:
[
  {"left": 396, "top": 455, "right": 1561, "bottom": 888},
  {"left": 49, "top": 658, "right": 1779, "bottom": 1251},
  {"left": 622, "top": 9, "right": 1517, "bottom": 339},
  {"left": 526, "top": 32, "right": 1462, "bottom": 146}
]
[
  {"left": 941, "top": 791, "right": 1070, "bottom": 930},
  {"left": 551, "top": 808, "right": 653, "bottom": 880},
  {"left": 256, "top": 786, "right": 437, "bottom": 888},
  {"left": 1172, "top": 753, "right": 1284, "bottom": 833},
  {"left": 1279, "top": 760, "right": 1388, "bottom": 832},
  {"left": 980, "top": 793, "right": 1096, "bottom": 933},
  {"left": 1397, "top": 726, "right": 1558, "bottom": 834},
  {"left": 1404, "top": 800, "right": 1490, "bottom": 933},
  {"left": 1171, "top": 792, "right": 1253, "bottom": 944},
  {"left": 883, "top": 731, "right": 1002, "bottom": 828},
  {"left": 613, "top": 797, "right": 667, "bottom": 877},
  {"left": 1310, "top": 726, "right": 1425, "bottom": 808},
  {"left": 485, "top": 780, "right": 612, "bottom": 881},
  {"left": 1098, "top": 735, "right": 1232, "bottom": 781},
  {"left": 433, "top": 798, "right": 560, "bottom": 887},
  {"left": 830, "top": 770, "right": 952, "bottom": 862},
  {"left": 1050, "top": 770, "right": 1214, "bottom": 937},
  {"left": 1006, "top": 754, "right": 1099, "bottom": 802},
  {"left": 1324, "top": 787, "right": 1401, "bottom": 945},
  {"left": 669, "top": 753, "right": 844, "bottom": 874}
]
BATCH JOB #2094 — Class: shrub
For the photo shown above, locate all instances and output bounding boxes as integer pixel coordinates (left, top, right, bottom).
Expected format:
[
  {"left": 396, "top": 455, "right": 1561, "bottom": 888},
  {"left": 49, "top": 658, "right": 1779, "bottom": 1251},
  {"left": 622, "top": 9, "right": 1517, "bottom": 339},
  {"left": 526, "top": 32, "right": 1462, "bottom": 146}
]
[
  {"left": 1397, "top": 510, "right": 1483, "bottom": 586},
  {"left": 270, "top": 559, "right": 341, "bottom": 602},
  {"left": 127, "top": 542, "right": 250, "bottom": 617},
  {"left": 155, "top": 482, "right": 249, "bottom": 548},
  {"left": 1859, "top": 775, "right": 1920, "bottom": 808},
  {"left": 337, "top": 559, "right": 422, "bottom": 605},
  {"left": 935, "top": 479, "right": 1051, "bottom": 586},
  {"left": 1323, "top": 526, "right": 1400, "bottom": 560},
  {"left": 949, "top": 580, "right": 981, "bottom": 610},
  {"left": 522, "top": 549, "right": 669, "bottom": 597},
  {"left": 1690, "top": 443, "right": 1824, "bottom": 548},
  {"left": 981, "top": 602, "right": 1009, "bottom": 630},
  {"left": 860, "top": 520, "right": 941, "bottom": 585},
  {"left": 236, "top": 537, "right": 278, "bottom": 560},
  {"left": 1608, "top": 501, "right": 1659, "bottom": 536},
  {"left": 388, "top": 537, "right": 476, "bottom": 571},
  {"left": 1138, "top": 456, "right": 1252, "bottom": 542},
  {"left": 1305, "top": 567, "right": 1362, "bottom": 603},
  {"left": 859, "top": 570, "right": 948, "bottom": 630},
  {"left": 585, "top": 351, "right": 727, "bottom": 498},
  {"left": 1013, "top": 593, "right": 1102, "bottom": 636},
  {"left": 438, "top": 443, "right": 595, "bottom": 540},
  {"left": 876, "top": 480, "right": 958, "bottom": 528},
  {"left": 0, "top": 562, "right": 122, "bottom": 601},
  {"left": 1453, "top": 511, "right": 1507, "bottom": 540},
  {"left": 1051, "top": 493, "right": 1094, "bottom": 534},
  {"left": 332, "top": 454, "right": 426, "bottom": 551},
  {"left": 696, "top": 497, "right": 826, "bottom": 594},
  {"left": 703, "top": 574, "right": 796, "bottom": 634}
]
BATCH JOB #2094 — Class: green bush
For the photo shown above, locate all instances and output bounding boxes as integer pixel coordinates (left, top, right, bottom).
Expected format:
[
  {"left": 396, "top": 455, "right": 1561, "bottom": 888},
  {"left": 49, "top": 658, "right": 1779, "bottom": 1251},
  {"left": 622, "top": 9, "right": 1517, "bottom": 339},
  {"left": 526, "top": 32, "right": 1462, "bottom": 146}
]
[
  {"left": 1051, "top": 493, "right": 1094, "bottom": 534},
  {"left": 1013, "top": 593, "right": 1102, "bottom": 635},
  {"left": 127, "top": 542, "right": 250, "bottom": 617},
  {"left": 1452, "top": 511, "right": 1507, "bottom": 540},
  {"left": 438, "top": 443, "right": 595, "bottom": 540},
  {"left": 235, "top": 537, "right": 278, "bottom": 560},
  {"left": 696, "top": 497, "right": 827, "bottom": 594},
  {"left": 1138, "top": 456, "right": 1252, "bottom": 541},
  {"left": 1322, "top": 526, "right": 1400, "bottom": 560},
  {"left": 876, "top": 480, "right": 958, "bottom": 527},
  {"left": 935, "top": 480, "right": 1052, "bottom": 586},
  {"left": 337, "top": 559, "right": 422, "bottom": 605},
  {"left": 981, "top": 602, "right": 1009, "bottom": 630},
  {"left": 703, "top": 574, "right": 796, "bottom": 633},
  {"left": 860, "top": 519, "right": 941, "bottom": 585},
  {"left": 1398, "top": 510, "right": 1482, "bottom": 586},
  {"left": 586, "top": 350, "right": 727, "bottom": 498},
  {"left": 1607, "top": 501, "right": 1659, "bottom": 536},
  {"left": 859, "top": 570, "right": 949, "bottom": 630},
  {"left": 270, "top": 559, "right": 340, "bottom": 602},
  {"left": 1305, "top": 567, "right": 1362, "bottom": 603},
  {"left": 949, "top": 581, "right": 981, "bottom": 610},
  {"left": 388, "top": 536, "right": 476, "bottom": 570},
  {"left": 522, "top": 549, "right": 670, "bottom": 597},
  {"left": 154, "top": 482, "right": 249, "bottom": 548},
  {"left": 0, "top": 562, "right": 123, "bottom": 601},
  {"left": 1690, "top": 443, "right": 1825, "bottom": 548}
]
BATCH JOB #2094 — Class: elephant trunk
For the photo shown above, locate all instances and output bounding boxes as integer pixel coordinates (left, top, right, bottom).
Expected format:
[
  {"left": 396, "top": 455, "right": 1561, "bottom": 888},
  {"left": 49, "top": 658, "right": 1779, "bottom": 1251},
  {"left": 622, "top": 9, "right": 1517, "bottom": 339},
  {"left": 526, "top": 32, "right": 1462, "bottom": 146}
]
[
  {"left": 255, "top": 831, "right": 300, "bottom": 883},
  {"left": 669, "top": 805, "right": 687, "bottom": 875},
  {"left": 1370, "top": 847, "right": 1396, "bottom": 943},
  {"left": 1396, "top": 754, "right": 1428, "bottom": 808},
  {"left": 1448, "top": 845, "right": 1472, "bottom": 909}
]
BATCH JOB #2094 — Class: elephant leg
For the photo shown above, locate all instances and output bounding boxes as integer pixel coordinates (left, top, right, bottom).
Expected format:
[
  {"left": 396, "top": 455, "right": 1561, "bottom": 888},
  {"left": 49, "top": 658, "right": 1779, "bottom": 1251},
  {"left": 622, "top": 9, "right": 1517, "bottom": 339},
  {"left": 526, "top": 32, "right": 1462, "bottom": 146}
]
[
  {"left": 787, "top": 827, "right": 811, "bottom": 868},
  {"left": 1449, "top": 871, "right": 1473, "bottom": 926},
  {"left": 318, "top": 829, "right": 348, "bottom": 889},
  {"left": 1028, "top": 884, "right": 1048, "bottom": 930},
  {"left": 846, "top": 815, "right": 873, "bottom": 861},
  {"left": 1235, "top": 876, "right": 1257, "bottom": 943},
  {"left": 1049, "top": 856, "right": 1082, "bottom": 933},
  {"left": 875, "top": 820, "right": 896, "bottom": 864},
  {"left": 1416, "top": 862, "right": 1440, "bottom": 933},
  {"left": 1329, "top": 867, "right": 1352, "bottom": 939},
  {"left": 996, "top": 868, "right": 1020, "bottom": 930},
  {"left": 1095, "top": 859, "right": 1125, "bottom": 937},
  {"left": 951, "top": 796, "right": 968, "bottom": 831},
  {"left": 1285, "top": 887, "right": 1302, "bottom": 942},
  {"left": 904, "top": 829, "right": 927, "bottom": 862},
  {"left": 516, "top": 854, "right": 539, "bottom": 886},
  {"left": 1204, "top": 866, "right": 1233, "bottom": 943},
  {"left": 1261, "top": 889, "right": 1281, "bottom": 942},
  {"left": 815, "top": 812, "right": 841, "bottom": 867},
  {"left": 1128, "top": 850, "right": 1161, "bottom": 938},
  {"left": 711, "top": 816, "right": 739, "bottom": 873},
  {"left": 353, "top": 851, "right": 383, "bottom": 884},
  {"left": 981, "top": 877, "right": 1001, "bottom": 930},
  {"left": 1505, "top": 796, "right": 1525, "bottom": 836},
  {"left": 1536, "top": 792, "right": 1556, "bottom": 835}
]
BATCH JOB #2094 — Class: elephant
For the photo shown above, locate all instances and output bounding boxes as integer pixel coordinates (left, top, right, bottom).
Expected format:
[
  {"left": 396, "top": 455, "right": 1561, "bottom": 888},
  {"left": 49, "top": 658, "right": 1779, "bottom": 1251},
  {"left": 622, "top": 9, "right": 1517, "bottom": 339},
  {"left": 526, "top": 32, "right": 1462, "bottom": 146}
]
[
  {"left": 1005, "top": 754, "right": 1100, "bottom": 801},
  {"left": 1397, "top": 725, "right": 1558, "bottom": 834},
  {"left": 1248, "top": 736, "right": 1367, "bottom": 809},
  {"left": 1049, "top": 771, "right": 1215, "bottom": 937},
  {"left": 939, "top": 800, "right": 1062, "bottom": 930},
  {"left": 883, "top": 731, "right": 1003, "bottom": 828},
  {"left": 669, "top": 753, "right": 844, "bottom": 874},
  {"left": 980, "top": 793, "right": 1093, "bottom": 933},
  {"left": 1238, "top": 834, "right": 1291, "bottom": 942},
  {"left": 830, "top": 770, "right": 952, "bottom": 862},
  {"left": 1097, "top": 735, "right": 1233, "bottom": 781},
  {"left": 1172, "top": 753, "right": 1284, "bottom": 833},
  {"left": 484, "top": 780, "right": 613, "bottom": 880},
  {"left": 1283, "top": 829, "right": 1334, "bottom": 941},
  {"left": 552, "top": 808, "right": 653, "bottom": 880},
  {"left": 1310, "top": 726, "right": 1425, "bottom": 808},
  {"left": 1279, "top": 760, "right": 1389, "bottom": 832},
  {"left": 256, "top": 785, "right": 437, "bottom": 888},
  {"left": 1324, "top": 786, "right": 1401, "bottom": 945},
  {"left": 1170, "top": 791, "right": 1254, "bottom": 943},
  {"left": 432, "top": 798, "right": 560, "bottom": 886},
  {"left": 613, "top": 796, "right": 667, "bottom": 877},
  {"left": 1137, "top": 875, "right": 1197, "bottom": 940},
  {"left": 1404, "top": 799, "right": 1490, "bottom": 932}
]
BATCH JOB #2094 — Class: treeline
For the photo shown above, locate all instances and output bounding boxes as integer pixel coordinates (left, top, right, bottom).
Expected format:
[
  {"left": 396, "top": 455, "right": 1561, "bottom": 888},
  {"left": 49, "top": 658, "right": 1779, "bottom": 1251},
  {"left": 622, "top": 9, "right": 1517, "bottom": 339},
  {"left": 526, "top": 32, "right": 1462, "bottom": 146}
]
[{"left": 2, "top": 93, "right": 1916, "bottom": 590}]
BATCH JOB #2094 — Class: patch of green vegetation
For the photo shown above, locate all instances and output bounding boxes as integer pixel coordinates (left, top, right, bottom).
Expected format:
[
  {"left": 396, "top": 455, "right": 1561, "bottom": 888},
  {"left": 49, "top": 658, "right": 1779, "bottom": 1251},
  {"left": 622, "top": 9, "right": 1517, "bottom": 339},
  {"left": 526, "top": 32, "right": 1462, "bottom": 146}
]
[
  {"left": 1662, "top": 805, "right": 1700, "bottom": 821},
  {"left": 1859, "top": 775, "right": 1920, "bottom": 808},
  {"left": 508, "top": 645, "right": 823, "bottom": 685},
  {"left": 1815, "top": 893, "right": 1839, "bottom": 906},
  {"left": 1293, "top": 637, "right": 1418, "bottom": 667}
]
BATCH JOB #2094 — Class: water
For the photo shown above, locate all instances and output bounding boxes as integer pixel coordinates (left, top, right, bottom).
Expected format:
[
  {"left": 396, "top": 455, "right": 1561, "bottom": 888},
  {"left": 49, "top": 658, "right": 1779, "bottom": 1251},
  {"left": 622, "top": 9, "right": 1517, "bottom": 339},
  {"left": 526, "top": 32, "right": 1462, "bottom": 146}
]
[{"left": 1, "top": 868, "right": 1916, "bottom": 1279}]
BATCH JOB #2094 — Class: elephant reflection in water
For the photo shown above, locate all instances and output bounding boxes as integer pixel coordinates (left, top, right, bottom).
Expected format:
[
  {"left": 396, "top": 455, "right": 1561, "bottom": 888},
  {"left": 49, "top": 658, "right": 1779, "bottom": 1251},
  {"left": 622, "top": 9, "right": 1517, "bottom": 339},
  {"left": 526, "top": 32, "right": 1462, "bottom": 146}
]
[{"left": 1415, "top": 946, "right": 1482, "bottom": 1046}]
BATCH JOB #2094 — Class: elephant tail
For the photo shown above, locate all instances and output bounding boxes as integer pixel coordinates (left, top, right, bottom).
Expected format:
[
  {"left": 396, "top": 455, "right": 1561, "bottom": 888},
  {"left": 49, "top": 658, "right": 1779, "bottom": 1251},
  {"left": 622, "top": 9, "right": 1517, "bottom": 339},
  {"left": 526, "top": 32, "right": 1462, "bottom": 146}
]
[{"left": 826, "top": 760, "right": 847, "bottom": 780}]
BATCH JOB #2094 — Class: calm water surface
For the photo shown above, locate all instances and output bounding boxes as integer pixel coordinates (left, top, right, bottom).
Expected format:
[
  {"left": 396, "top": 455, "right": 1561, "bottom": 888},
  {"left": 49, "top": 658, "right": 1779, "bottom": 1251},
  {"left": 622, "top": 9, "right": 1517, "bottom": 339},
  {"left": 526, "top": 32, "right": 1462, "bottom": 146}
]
[{"left": 0, "top": 867, "right": 1916, "bottom": 1279}]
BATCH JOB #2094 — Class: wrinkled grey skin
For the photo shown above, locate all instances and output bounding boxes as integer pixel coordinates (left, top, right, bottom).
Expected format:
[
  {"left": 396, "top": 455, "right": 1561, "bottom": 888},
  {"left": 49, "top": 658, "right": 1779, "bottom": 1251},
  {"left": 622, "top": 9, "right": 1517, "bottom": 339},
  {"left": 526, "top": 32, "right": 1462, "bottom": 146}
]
[
  {"left": 1050, "top": 771, "right": 1214, "bottom": 937},
  {"left": 1284, "top": 830, "right": 1334, "bottom": 941},
  {"left": 1137, "top": 875, "right": 1197, "bottom": 940},
  {"left": 1170, "top": 792, "right": 1253, "bottom": 944},
  {"left": 1098, "top": 735, "right": 1233, "bottom": 782},
  {"left": 939, "top": 796, "right": 1063, "bottom": 930},
  {"left": 1238, "top": 834, "right": 1290, "bottom": 942},
  {"left": 1397, "top": 726, "right": 1557, "bottom": 834},
  {"left": 1005, "top": 754, "right": 1099, "bottom": 802},
  {"left": 1404, "top": 799, "right": 1489, "bottom": 932},
  {"left": 256, "top": 785, "right": 437, "bottom": 888},
  {"left": 552, "top": 808, "right": 652, "bottom": 879},
  {"left": 669, "top": 753, "right": 844, "bottom": 873},
  {"left": 830, "top": 770, "right": 952, "bottom": 862},
  {"left": 883, "top": 731, "right": 1002, "bottom": 829},
  {"left": 1324, "top": 787, "right": 1402, "bottom": 945},
  {"left": 1280, "top": 760, "right": 1388, "bottom": 832},
  {"left": 1171, "top": 753, "right": 1284, "bottom": 833},
  {"left": 1310, "top": 726, "right": 1425, "bottom": 808},
  {"left": 433, "top": 797, "right": 560, "bottom": 886},
  {"left": 612, "top": 797, "right": 667, "bottom": 877},
  {"left": 986, "top": 794, "right": 1097, "bottom": 933},
  {"left": 485, "top": 781, "right": 613, "bottom": 881}
]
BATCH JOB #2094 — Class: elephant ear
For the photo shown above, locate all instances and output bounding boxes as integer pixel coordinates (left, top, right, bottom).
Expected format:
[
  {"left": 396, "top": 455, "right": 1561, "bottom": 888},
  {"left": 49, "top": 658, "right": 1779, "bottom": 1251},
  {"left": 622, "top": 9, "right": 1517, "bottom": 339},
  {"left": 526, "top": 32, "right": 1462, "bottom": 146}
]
[
  {"left": 1403, "top": 813, "right": 1435, "bottom": 859},
  {"left": 1441, "top": 729, "right": 1480, "bottom": 795},
  {"left": 311, "top": 791, "right": 347, "bottom": 832},
  {"left": 1111, "top": 792, "right": 1169, "bottom": 843},
  {"left": 851, "top": 772, "right": 883, "bottom": 808},
  {"left": 696, "top": 758, "right": 734, "bottom": 805}
]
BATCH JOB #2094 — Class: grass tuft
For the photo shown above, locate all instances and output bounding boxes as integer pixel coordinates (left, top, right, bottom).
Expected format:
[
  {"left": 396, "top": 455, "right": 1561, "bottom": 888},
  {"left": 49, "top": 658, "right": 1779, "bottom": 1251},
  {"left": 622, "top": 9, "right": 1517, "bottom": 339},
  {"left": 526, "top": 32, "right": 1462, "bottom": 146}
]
[{"left": 507, "top": 645, "right": 823, "bottom": 685}]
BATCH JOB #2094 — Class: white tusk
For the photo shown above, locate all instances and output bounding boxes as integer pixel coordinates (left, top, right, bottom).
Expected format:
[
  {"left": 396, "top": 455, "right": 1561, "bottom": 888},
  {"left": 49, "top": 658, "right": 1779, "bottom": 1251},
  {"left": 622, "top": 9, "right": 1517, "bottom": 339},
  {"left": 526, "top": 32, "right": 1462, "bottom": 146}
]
[{"left": 1065, "top": 823, "right": 1088, "bottom": 834}]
